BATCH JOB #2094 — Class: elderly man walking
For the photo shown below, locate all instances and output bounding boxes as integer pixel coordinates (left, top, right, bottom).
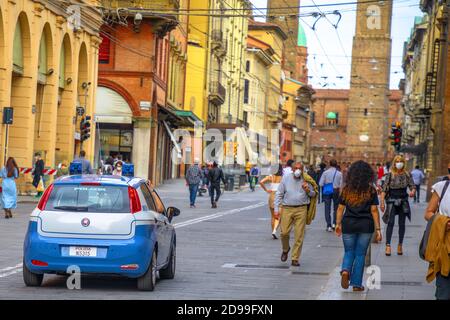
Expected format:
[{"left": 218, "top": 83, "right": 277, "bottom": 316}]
[
  {"left": 186, "top": 159, "right": 203, "bottom": 208},
  {"left": 274, "top": 162, "right": 317, "bottom": 267}
]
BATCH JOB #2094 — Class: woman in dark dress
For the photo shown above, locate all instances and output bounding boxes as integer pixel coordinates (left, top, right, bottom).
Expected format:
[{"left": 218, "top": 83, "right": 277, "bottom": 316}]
[{"left": 335, "top": 160, "right": 382, "bottom": 292}]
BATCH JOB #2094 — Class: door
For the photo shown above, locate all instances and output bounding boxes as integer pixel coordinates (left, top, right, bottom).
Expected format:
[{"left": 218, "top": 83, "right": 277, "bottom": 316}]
[
  {"left": 140, "top": 183, "right": 169, "bottom": 267},
  {"left": 150, "top": 189, "right": 171, "bottom": 266}
]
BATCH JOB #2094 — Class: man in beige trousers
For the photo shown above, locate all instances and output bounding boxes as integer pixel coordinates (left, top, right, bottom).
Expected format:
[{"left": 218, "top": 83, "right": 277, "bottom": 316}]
[{"left": 274, "top": 162, "right": 316, "bottom": 267}]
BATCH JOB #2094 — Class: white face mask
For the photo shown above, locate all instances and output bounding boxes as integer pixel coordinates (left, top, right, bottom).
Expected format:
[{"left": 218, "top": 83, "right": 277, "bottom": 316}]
[
  {"left": 294, "top": 169, "right": 302, "bottom": 178},
  {"left": 395, "top": 162, "right": 404, "bottom": 170}
]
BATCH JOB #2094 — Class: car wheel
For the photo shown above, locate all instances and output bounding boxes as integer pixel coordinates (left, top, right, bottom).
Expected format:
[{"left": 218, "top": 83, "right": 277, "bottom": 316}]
[
  {"left": 23, "top": 260, "right": 44, "bottom": 287},
  {"left": 137, "top": 249, "right": 157, "bottom": 291},
  {"left": 159, "top": 243, "right": 176, "bottom": 279}
]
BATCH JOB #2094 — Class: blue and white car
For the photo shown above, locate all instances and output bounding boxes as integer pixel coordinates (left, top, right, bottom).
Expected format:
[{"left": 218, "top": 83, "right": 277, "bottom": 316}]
[{"left": 23, "top": 175, "right": 180, "bottom": 291}]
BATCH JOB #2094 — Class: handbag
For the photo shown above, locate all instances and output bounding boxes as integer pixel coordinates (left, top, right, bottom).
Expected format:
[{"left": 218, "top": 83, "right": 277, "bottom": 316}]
[
  {"left": 419, "top": 180, "right": 450, "bottom": 260},
  {"left": 37, "top": 177, "right": 44, "bottom": 192},
  {"left": 322, "top": 170, "right": 337, "bottom": 196}
]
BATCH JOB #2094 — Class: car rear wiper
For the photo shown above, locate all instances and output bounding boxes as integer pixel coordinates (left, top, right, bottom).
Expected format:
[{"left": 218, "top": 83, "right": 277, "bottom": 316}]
[{"left": 53, "top": 206, "right": 89, "bottom": 212}]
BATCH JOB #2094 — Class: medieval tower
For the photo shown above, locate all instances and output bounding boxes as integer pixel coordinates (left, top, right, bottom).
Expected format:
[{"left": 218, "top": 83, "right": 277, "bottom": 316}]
[
  {"left": 267, "top": 0, "right": 303, "bottom": 80},
  {"left": 346, "top": 0, "right": 393, "bottom": 162}
]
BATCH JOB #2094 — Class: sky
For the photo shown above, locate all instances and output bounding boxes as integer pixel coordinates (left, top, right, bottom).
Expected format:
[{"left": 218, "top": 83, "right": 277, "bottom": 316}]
[{"left": 250, "top": 0, "right": 423, "bottom": 89}]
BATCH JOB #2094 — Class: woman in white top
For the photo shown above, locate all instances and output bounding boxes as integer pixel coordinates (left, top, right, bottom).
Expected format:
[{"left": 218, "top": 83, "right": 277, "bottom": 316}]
[
  {"left": 260, "top": 164, "right": 283, "bottom": 239},
  {"left": 424, "top": 163, "right": 450, "bottom": 300}
]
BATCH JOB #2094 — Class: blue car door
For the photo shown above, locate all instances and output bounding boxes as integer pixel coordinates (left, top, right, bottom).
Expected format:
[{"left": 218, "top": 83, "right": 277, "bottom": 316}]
[
  {"left": 139, "top": 184, "right": 167, "bottom": 267},
  {"left": 150, "top": 190, "right": 171, "bottom": 266}
]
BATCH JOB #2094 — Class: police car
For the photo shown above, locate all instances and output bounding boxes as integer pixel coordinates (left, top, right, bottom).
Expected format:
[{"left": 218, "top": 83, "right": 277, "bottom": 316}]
[{"left": 23, "top": 171, "right": 180, "bottom": 291}]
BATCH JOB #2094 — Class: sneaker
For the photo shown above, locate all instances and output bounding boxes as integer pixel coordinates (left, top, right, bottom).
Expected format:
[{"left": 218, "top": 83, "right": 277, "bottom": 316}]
[
  {"left": 327, "top": 227, "right": 333, "bottom": 232},
  {"left": 271, "top": 233, "right": 278, "bottom": 240},
  {"left": 332, "top": 224, "right": 336, "bottom": 230}
]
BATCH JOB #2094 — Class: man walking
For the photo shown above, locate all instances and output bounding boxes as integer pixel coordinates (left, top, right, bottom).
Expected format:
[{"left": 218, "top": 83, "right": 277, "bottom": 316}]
[
  {"left": 74, "top": 150, "right": 93, "bottom": 174},
  {"left": 274, "top": 162, "right": 316, "bottom": 267},
  {"left": 185, "top": 159, "right": 202, "bottom": 208},
  {"left": 208, "top": 161, "right": 226, "bottom": 208},
  {"left": 32, "top": 153, "right": 45, "bottom": 198},
  {"left": 283, "top": 159, "right": 294, "bottom": 176},
  {"left": 319, "top": 159, "right": 343, "bottom": 232},
  {"left": 411, "top": 165, "right": 425, "bottom": 203}
]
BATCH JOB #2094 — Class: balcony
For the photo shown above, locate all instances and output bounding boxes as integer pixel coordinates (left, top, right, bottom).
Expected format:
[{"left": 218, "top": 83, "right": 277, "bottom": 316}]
[
  {"left": 209, "top": 81, "right": 226, "bottom": 106},
  {"left": 211, "top": 30, "right": 227, "bottom": 58},
  {"left": 101, "top": 0, "right": 180, "bottom": 35},
  {"left": 102, "top": 0, "right": 180, "bottom": 10}
]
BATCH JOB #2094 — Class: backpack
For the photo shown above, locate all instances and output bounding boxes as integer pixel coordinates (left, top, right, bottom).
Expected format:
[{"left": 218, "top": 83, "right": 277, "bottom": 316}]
[{"left": 419, "top": 180, "right": 450, "bottom": 260}]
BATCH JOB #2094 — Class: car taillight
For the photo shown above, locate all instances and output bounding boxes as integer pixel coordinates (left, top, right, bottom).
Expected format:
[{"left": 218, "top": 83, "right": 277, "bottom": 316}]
[
  {"left": 128, "top": 186, "right": 141, "bottom": 214},
  {"left": 31, "top": 260, "right": 48, "bottom": 267},
  {"left": 120, "top": 264, "right": 139, "bottom": 270},
  {"left": 81, "top": 182, "right": 101, "bottom": 186},
  {"left": 37, "top": 184, "right": 54, "bottom": 210}
]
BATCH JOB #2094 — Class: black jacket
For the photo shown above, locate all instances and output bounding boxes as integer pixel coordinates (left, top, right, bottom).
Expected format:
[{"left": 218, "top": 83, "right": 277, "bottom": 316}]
[{"left": 208, "top": 167, "right": 226, "bottom": 186}]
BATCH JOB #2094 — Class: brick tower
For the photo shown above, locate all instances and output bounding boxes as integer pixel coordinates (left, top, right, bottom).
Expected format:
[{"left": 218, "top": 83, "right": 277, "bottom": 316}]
[
  {"left": 267, "top": 0, "right": 300, "bottom": 79},
  {"left": 346, "top": 1, "right": 393, "bottom": 163}
]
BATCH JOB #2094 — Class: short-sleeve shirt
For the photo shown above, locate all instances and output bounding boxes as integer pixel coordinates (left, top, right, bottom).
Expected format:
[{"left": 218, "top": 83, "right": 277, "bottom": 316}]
[
  {"left": 339, "top": 191, "right": 379, "bottom": 234},
  {"left": 432, "top": 180, "right": 450, "bottom": 216}
]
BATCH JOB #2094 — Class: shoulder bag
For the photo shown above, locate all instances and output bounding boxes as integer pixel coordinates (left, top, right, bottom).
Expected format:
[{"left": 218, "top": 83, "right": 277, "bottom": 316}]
[
  {"left": 322, "top": 170, "right": 337, "bottom": 196},
  {"left": 419, "top": 180, "right": 450, "bottom": 260}
]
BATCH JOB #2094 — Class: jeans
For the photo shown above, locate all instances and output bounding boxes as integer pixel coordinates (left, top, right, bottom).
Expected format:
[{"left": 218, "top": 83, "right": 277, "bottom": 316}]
[
  {"left": 414, "top": 184, "right": 421, "bottom": 202},
  {"left": 250, "top": 176, "right": 258, "bottom": 191},
  {"left": 385, "top": 204, "right": 407, "bottom": 245},
  {"left": 188, "top": 184, "right": 199, "bottom": 206},
  {"left": 436, "top": 273, "right": 450, "bottom": 300},
  {"left": 323, "top": 190, "right": 339, "bottom": 227},
  {"left": 209, "top": 184, "right": 221, "bottom": 205},
  {"left": 341, "top": 233, "right": 372, "bottom": 288}
]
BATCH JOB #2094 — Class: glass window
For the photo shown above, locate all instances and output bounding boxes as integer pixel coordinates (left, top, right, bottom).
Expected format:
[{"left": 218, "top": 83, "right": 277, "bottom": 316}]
[
  {"left": 151, "top": 191, "right": 166, "bottom": 214},
  {"left": 45, "top": 185, "right": 130, "bottom": 213},
  {"left": 140, "top": 184, "right": 157, "bottom": 212}
]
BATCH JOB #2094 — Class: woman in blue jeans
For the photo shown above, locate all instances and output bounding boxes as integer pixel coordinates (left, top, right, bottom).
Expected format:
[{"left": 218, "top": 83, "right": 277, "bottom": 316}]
[{"left": 335, "top": 161, "right": 382, "bottom": 291}]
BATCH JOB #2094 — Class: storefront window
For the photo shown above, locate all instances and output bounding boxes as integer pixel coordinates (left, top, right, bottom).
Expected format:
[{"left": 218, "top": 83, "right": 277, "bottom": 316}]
[{"left": 97, "top": 124, "right": 133, "bottom": 164}]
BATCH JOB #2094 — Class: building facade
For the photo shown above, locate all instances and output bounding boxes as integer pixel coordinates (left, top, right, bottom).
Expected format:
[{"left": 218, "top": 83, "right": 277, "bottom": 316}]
[
  {"left": 97, "top": 0, "right": 192, "bottom": 185},
  {"left": 310, "top": 89, "right": 403, "bottom": 165},
  {"left": 401, "top": 1, "right": 450, "bottom": 195},
  {"left": 0, "top": 0, "right": 102, "bottom": 192},
  {"left": 346, "top": 0, "right": 394, "bottom": 163}
]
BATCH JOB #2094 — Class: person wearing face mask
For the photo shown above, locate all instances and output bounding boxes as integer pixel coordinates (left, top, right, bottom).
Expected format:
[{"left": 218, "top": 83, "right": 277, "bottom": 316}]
[
  {"left": 274, "top": 162, "right": 318, "bottom": 267},
  {"left": 113, "top": 161, "right": 123, "bottom": 176},
  {"left": 380, "top": 155, "right": 416, "bottom": 256}
]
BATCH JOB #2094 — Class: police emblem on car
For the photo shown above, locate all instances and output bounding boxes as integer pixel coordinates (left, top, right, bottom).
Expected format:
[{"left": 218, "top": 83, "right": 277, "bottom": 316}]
[{"left": 81, "top": 218, "right": 90, "bottom": 227}]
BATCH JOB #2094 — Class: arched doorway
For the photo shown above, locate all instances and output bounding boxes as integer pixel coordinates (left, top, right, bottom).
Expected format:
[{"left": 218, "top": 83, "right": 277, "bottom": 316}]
[
  {"left": 34, "top": 23, "right": 56, "bottom": 166},
  {"left": 75, "top": 42, "right": 89, "bottom": 157},
  {"left": 55, "top": 34, "right": 74, "bottom": 166},
  {"left": 9, "top": 12, "right": 33, "bottom": 167},
  {"left": 94, "top": 86, "right": 133, "bottom": 168}
]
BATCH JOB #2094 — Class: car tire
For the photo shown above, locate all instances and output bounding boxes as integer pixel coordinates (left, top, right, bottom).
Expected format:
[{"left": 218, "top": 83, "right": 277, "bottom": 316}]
[
  {"left": 159, "top": 243, "right": 176, "bottom": 280},
  {"left": 137, "top": 249, "right": 157, "bottom": 291},
  {"left": 23, "top": 261, "right": 44, "bottom": 287}
]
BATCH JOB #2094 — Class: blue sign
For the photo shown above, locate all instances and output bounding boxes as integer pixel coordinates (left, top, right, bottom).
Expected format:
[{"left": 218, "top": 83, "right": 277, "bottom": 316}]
[
  {"left": 69, "top": 162, "right": 82, "bottom": 175},
  {"left": 122, "top": 163, "right": 134, "bottom": 177}
]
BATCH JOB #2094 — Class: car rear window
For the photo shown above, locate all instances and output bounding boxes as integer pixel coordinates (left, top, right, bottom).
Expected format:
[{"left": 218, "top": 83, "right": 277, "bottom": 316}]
[{"left": 45, "top": 185, "right": 130, "bottom": 213}]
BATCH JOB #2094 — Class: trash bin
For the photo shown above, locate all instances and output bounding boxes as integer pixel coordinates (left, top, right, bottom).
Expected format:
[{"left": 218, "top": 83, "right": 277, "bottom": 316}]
[{"left": 225, "top": 175, "right": 234, "bottom": 191}]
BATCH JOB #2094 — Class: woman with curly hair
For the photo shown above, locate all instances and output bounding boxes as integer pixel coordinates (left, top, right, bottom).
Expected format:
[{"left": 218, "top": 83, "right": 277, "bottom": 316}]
[
  {"left": 335, "top": 160, "right": 382, "bottom": 292},
  {"left": 380, "top": 155, "right": 415, "bottom": 256}
]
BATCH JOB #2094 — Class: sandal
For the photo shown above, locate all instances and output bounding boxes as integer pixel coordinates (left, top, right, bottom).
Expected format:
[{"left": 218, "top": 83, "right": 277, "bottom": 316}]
[
  {"left": 397, "top": 244, "right": 403, "bottom": 256},
  {"left": 385, "top": 244, "right": 391, "bottom": 256}
]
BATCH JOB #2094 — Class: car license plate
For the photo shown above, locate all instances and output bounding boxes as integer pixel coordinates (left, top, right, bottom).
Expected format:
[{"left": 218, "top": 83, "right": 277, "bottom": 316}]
[{"left": 69, "top": 246, "right": 97, "bottom": 257}]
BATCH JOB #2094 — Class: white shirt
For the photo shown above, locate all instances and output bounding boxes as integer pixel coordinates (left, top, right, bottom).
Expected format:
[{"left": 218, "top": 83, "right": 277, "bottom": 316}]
[
  {"left": 432, "top": 180, "right": 450, "bottom": 216},
  {"left": 283, "top": 167, "right": 292, "bottom": 176}
]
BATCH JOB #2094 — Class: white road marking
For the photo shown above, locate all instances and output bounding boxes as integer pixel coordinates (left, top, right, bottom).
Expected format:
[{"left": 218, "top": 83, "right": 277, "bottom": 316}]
[
  {"left": 174, "top": 202, "right": 265, "bottom": 229},
  {"left": 0, "top": 263, "right": 22, "bottom": 279},
  {"left": 0, "top": 202, "right": 265, "bottom": 278}
]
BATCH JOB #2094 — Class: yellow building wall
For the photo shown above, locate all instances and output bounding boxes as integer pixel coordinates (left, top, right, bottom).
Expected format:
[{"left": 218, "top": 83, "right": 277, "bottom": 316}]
[{"left": 0, "top": 0, "right": 101, "bottom": 193}]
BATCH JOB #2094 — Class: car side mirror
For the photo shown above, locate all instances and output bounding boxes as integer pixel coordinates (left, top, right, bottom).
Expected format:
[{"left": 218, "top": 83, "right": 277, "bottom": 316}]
[{"left": 167, "top": 207, "right": 180, "bottom": 222}]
